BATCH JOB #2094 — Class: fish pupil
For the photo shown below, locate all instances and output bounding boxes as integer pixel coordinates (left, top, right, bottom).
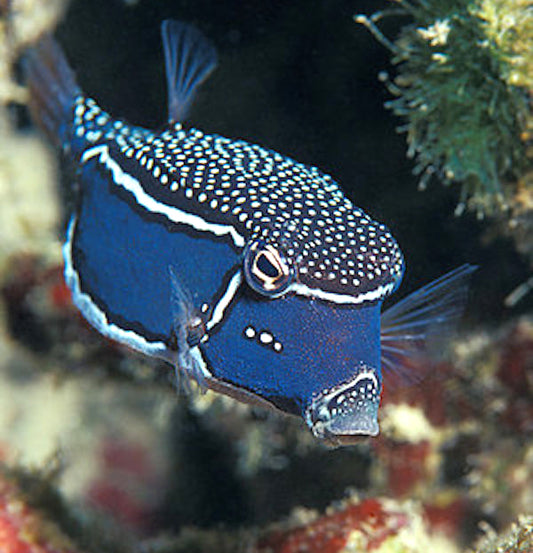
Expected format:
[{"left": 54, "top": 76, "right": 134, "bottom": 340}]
[
  {"left": 243, "top": 240, "right": 292, "bottom": 297},
  {"left": 256, "top": 253, "right": 279, "bottom": 279}
]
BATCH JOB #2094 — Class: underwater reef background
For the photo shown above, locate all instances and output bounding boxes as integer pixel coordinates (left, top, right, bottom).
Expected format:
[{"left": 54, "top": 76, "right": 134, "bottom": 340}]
[{"left": 0, "top": 0, "right": 531, "bottom": 552}]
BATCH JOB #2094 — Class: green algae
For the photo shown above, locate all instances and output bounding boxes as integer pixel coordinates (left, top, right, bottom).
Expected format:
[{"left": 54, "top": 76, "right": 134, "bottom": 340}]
[{"left": 356, "top": 0, "right": 532, "bottom": 217}]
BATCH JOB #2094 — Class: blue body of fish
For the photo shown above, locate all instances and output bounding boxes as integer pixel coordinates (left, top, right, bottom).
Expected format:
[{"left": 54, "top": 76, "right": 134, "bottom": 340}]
[{"left": 26, "top": 21, "right": 474, "bottom": 445}]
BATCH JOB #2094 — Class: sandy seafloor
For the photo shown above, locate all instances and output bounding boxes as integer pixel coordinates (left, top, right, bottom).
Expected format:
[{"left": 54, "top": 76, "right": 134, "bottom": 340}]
[{"left": 0, "top": 1, "right": 531, "bottom": 552}]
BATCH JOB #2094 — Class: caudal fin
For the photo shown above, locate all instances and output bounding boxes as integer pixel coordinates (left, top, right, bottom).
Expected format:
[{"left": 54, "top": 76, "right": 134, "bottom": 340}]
[{"left": 25, "top": 35, "right": 81, "bottom": 147}]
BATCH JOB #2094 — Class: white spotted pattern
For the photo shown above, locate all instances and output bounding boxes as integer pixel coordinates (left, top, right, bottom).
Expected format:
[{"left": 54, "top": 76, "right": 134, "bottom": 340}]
[{"left": 73, "top": 96, "right": 404, "bottom": 302}]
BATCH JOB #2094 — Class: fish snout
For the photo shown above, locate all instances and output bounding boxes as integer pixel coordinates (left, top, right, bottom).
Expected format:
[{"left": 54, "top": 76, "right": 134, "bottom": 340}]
[{"left": 304, "top": 364, "right": 382, "bottom": 445}]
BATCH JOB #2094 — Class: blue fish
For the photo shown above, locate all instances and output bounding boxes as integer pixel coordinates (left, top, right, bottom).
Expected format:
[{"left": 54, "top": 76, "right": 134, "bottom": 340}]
[{"left": 26, "top": 21, "right": 475, "bottom": 445}]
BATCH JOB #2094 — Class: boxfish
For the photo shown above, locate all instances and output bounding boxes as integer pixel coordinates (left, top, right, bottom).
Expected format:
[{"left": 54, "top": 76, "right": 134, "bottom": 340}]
[{"left": 25, "top": 20, "right": 475, "bottom": 445}]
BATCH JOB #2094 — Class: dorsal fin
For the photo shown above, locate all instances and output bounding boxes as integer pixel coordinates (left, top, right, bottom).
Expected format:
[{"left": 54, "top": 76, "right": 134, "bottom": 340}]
[{"left": 161, "top": 20, "right": 218, "bottom": 123}]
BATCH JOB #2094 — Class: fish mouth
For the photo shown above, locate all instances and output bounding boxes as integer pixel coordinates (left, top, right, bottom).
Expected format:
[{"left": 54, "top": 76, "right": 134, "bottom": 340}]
[{"left": 304, "top": 364, "right": 382, "bottom": 446}]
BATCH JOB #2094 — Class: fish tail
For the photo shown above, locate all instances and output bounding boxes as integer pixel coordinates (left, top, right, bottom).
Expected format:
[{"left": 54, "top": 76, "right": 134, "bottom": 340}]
[{"left": 25, "top": 35, "right": 81, "bottom": 148}]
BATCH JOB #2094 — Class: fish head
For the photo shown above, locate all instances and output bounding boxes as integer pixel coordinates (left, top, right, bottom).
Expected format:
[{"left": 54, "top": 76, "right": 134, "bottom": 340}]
[{"left": 202, "top": 227, "right": 402, "bottom": 444}]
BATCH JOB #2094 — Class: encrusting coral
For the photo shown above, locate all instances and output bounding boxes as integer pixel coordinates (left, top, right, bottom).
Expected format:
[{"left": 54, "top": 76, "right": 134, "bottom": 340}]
[
  {"left": 469, "top": 516, "right": 533, "bottom": 553},
  {"left": 0, "top": 0, "right": 68, "bottom": 276},
  {"left": 0, "top": 464, "right": 81, "bottom": 553}
]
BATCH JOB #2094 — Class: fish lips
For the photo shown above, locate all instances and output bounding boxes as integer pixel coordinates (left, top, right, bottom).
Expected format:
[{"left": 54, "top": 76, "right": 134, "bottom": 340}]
[{"left": 304, "top": 364, "right": 382, "bottom": 446}]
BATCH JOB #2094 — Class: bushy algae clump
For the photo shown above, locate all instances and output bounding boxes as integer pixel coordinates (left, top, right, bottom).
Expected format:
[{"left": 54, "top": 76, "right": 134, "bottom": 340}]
[{"left": 356, "top": 0, "right": 532, "bottom": 217}]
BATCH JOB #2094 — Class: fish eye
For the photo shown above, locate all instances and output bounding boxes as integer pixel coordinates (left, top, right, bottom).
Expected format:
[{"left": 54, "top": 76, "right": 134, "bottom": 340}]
[{"left": 243, "top": 240, "right": 293, "bottom": 297}]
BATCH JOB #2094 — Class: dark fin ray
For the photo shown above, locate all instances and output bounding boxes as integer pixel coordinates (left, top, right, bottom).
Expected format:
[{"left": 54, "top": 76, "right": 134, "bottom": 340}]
[
  {"left": 161, "top": 20, "right": 218, "bottom": 123},
  {"left": 381, "top": 264, "right": 477, "bottom": 386},
  {"left": 25, "top": 35, "right": 80, "bottom": 147}
]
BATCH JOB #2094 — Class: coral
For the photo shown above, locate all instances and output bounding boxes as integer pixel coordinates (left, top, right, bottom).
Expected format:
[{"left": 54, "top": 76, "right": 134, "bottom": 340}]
[
  {"left": 0, "top": 3, "right": 531, "bottom": 552},
  {"left": 500, "top": 182, "right": 533, "bottom": 304},
  {"left": 471, "top": 0, "right": 533, "bottom": 91},
  {"left": 251, "top": 496, "right": 459, "bottom": 553},
  {"left": 0, "top": 113, "right": 61, "bottom": 277},
  {"left": 365, "top": 317, "right": 533, "bottom": 542},
  {"left": 469, "top": 516, "right": 533, "bottom": 553},
  {"left": 0, "top": 465, "right": 81, "bottom": 553},
  {"left": 0, "top": 1, "right": 69, "bottom": 276},
  {"left": 0, "top": 354, "right": 174, "bottom": 539},
  {"left": 85, "top": 437, "right": 168, "bottom": 533},
  {"left": 0, "top": 257, "right": 175, "bottom": 539},
  {"left": 355, "top": 0, "right": 532, "bottom": 217},
  {"left": 2, "top": 251, "right": 530, "bottom": 548},
  {"left": 446, "top": 320, "right": 533, "bottom": 517},
  {"left": 497, "top": 318, "right": 533, "bottom": 398}
]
